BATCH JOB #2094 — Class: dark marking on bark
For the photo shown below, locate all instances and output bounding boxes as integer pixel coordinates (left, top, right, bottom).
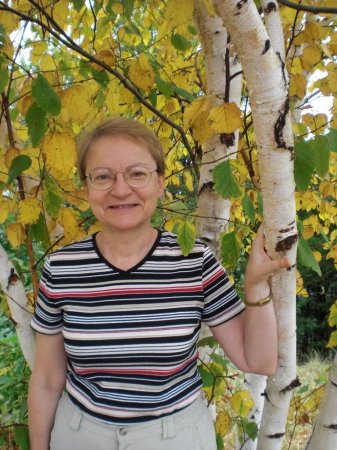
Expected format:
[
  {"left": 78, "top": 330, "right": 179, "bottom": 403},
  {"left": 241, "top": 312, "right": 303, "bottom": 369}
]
[
  {"left": 331, "top": 379, "right": 337, "bottom": 388},
  {"left": 274, "top": 98, "right": 293, "bottom": 151},
  {"left": 275, "top": 234, "right": 298, "bottom": 252},
  {"left": 276, "top": 51, "right": 287, "bottom": 87},
  {"left": 287, "top": 263, "right": 296, "bottom": 271},
  {"left": 7, "top": 268, "right": 20, "bottom": 290},
  {"left": 288, "top": 220, "right": 296, "bottom": 226},
  {"left": 220, "top": 132, "right": 235, "bottom": 147},
  {"left": 324, "top": 424, "right": 337, "bottom": 430},
  {"left": 267, "top": 433, "right": 285, "bottom": 439},
  {"left": 199, "top": 181, "right": 214, "bottom": 194},
  {"left": 264, "top": 2, "right": 277, "bottom": 13},
  {"left": 279, "top": 225, "right": 296, "bottom": 233},
  {"left": 280, "top": 376, "right": 301, "bottom": 394},
  {"left": 236, "top": 0, "right": 248, "bottom": 9},
  {"left": 262, "top": 39, "right": 271, "bottom": 55}
]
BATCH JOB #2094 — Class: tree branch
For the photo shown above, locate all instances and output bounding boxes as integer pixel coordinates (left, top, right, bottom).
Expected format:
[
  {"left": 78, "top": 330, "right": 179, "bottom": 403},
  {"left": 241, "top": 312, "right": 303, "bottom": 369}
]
[
  {"left": 277, "top": 0, "right": 337, "bottom": 14},
  {"left": 0, "top": 2, "right": 194, "bottom": 159}
]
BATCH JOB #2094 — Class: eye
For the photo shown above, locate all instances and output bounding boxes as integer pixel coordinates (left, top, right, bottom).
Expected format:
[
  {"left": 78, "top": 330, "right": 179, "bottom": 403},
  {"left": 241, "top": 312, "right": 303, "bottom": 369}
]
[
  {"left": 91, "top": 170, "right": 113, "bottom": 182},
  {"left": 128, "top": 167, "right": 148, "bottom": 179}
]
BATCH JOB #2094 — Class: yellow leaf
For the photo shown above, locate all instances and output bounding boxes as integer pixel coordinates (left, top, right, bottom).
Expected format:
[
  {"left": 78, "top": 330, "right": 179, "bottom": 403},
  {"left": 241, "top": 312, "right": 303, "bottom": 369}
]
[
  {"left": 18, "top": 198, "right": 42, "bottom": 225},
  {"left": 302, "top": 225, "right": 314, "bottom": 240},
  {"left": 4, "top": 146, "right": 20, "bottom": 169},
  {"left": 327, "top": 330, "right": 337, "bottom": 349},
  {"left": 313, "top": 251, "right": 322, "bottom": 262},
  {"left": 0, "top": 200, "right": 10, "bottom": 224},
  {"left": 52, "top": 0, "right": 69, "bottom": 29},
  {"left": 57, "top": 208, "right": 81, "bottom": 244},
  {"left": 231, "top": 390, "right": 254, "bottom": 417},
  {"left": 59, "top": 85, "right": 93, "bottom": 124},
  {"left": 215, "top": 411, "right": 232, "bottom": 437},
  {"left": 300, "top": 47, "right": 322, "bottom": 71},
  {"left": 39, "top": 54, "right": 57, "bottom": 71},
  {"left": 319, "top": 181, "right": 334, "bottom": 198},
  {"left": 129, "top": 55, "right": 154, "bottom": 91},
  {"left": 209, "top": 102, "right": 242, "bottom": 134},
  {"left": 183, "top": 171, "right": 194, "bottom": 192},
  {"left": 164, "top": 0, "right": 194, "bottom": 29},
  {"left": 0, "top": 11, "right": 20, "bottom": 33},
  {"left": 41, "top": 131, "right": 77, "bottom": 179},
  {"left": 30, "top": 41, "right": 48, "bottom": 65},
  {"left": 184, "top": 96, "right": 210, "bottom": 129},
  {"left": 7, "top": 223, "right": 25, "bottom": 249},
  {"left": 289, "top": 73, "right": 307, "bottom": 99}
]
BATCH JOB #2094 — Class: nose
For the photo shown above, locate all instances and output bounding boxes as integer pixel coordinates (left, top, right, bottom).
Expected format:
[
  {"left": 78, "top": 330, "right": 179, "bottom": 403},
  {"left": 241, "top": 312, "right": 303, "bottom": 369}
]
[{"left": 110, "top": 172, "right": 132, "bottom": 196}]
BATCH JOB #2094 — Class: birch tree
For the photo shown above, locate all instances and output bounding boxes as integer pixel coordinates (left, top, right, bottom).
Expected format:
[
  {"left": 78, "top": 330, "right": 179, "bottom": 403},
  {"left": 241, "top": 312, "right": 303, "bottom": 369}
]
[
  {"left": 0, "top": 1, "right": 337, "bottom": 449},
  {"left": 213, "top": 1, "right": 298, "bottom": 448}
]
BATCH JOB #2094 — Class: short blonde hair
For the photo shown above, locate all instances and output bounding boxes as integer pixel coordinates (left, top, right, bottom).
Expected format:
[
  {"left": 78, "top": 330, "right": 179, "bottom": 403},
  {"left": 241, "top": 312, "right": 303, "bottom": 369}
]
[{"left": 77, "top": 117, "right": 166, "bottom": 179}]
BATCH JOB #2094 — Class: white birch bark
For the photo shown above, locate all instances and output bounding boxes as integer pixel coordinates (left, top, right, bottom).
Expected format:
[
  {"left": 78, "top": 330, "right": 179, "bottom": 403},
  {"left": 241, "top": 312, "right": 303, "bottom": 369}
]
[
  {"left": 0, "top": 243, "right": 35, "bottom": 368},
  {"left": 194, "top": 0, "right": 242, "bottom": 258},
  {"left": 306, "top": 353, "right": 337, "bottom": 450},
  {"left": 194, "top": 0, "right": 243, "bottom": 422},
  {"left": 213, "top": 1, "right": 298, "bottom": 449}
]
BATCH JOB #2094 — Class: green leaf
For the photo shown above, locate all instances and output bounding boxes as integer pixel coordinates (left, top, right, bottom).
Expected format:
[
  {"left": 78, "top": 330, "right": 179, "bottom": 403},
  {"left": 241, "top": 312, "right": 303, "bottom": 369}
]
[
  {"left": 14, "top": 426, "right": 30, "bottom": 450},
  {"left": 311, "top": 136, "right": 330, "bottom": 177},
  {"left": 297, "top": 237, "right": 321, "bottom": 276},
  {"left": 171, "top": 33, "right": 190, "bottom": 51},
  {"left": 71, "top": 0, "right": 85, "bottom": 12},
  {"left": 32, "top": 74, "right": 61, "bottom": 116},
  {"left": 213, "top": 160, "right": 242, "bottom": 199},
  {"left": 220, "top": 231, "right": 241, "bottom": 270},
  {"left": 123, "top": 0, "right": 134, "bottom": 20},
  {"left": 0, "top": 24, "right": 5, "bottom": 48},
  {"left": 244, "top": 421, "right": 258, "bottom": 440},
  {"left": 326, "top": 128, "right": 337, "bottom": 152},
  {"left": 25, "top": 102, "right": 47, "bottom": 147},
  {"left": 177, "top": 220, "right": 196, "bottom": 256},
  {"left": 197, "top": 336, "right": 218, "bottom": 348},
  {"left": 43, "top": 176, "right": 63, "bottom": 219},
  {"left": 211, "top": 353, "right": 228, "bottom": 373},
  {"left": 7, "top": 155, "right": 32, "bottom": 184},
  {"left": 149, "top": 89, "right": 157, "bottom": 107},
  {"left": 294, "top": 140, "right": 315, "bottom": 190},
  {"left": 0, "top": 58, "right": 8, "bottom": 93},
  {"left": 198, "top": 366, "right": 213, "bottom": 387},
  {"left": 174, "top": 86, "right": 194, "bottom": 101},
  {"left": 29, "top": 214, "right": 49, "bottom": 249},
  {"left": 242, "top": 194, "right": 255, "bottom": 225},
  {"left": 155, "top": 75, "right": 174, "bottom": 97}
]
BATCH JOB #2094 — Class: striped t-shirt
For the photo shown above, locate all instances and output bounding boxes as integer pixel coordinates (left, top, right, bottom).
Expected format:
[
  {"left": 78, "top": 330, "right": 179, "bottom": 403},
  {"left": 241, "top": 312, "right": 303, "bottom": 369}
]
[{"left": 31, "top": 230, "right": 245, "bottom": 425}]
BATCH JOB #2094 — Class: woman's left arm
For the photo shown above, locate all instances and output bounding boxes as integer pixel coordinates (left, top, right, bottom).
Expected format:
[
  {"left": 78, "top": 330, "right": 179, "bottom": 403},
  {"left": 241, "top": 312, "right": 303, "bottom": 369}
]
[{"left": 210, "top": 226, "right": 291, "bottom": 376}]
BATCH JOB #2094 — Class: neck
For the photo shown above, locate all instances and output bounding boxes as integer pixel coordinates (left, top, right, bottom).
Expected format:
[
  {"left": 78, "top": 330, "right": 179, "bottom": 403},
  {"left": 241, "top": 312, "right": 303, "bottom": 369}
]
[{"left": 96, "top": 227, "right": 158, "bottom": 269}]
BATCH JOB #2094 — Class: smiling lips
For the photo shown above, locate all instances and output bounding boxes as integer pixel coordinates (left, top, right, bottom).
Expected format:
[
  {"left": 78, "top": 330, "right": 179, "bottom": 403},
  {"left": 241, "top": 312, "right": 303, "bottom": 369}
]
[{"left": 108, "top": 204, "right": 139, "bottom": 209}]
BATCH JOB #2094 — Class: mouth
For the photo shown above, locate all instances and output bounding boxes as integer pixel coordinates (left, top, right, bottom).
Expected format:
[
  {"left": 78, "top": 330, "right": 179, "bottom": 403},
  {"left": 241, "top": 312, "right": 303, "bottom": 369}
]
[{"left": 107, "top": 204, "right": 139, "bottom": 210}]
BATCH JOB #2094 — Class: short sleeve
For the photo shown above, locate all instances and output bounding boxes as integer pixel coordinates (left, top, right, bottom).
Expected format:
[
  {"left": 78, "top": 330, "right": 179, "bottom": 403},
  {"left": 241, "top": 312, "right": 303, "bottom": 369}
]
[
  {"left": 202, "top": 246, "right": 245, "bottom": 327},
  {"left": 31, "top": 258, "right": 63, "bottom": 334}
]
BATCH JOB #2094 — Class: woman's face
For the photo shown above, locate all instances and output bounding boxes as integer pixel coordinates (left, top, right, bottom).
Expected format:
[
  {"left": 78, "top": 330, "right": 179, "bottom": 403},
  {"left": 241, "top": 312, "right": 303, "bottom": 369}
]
[{"left": 85, "top": 135, "right": 164, "bottom": 234}]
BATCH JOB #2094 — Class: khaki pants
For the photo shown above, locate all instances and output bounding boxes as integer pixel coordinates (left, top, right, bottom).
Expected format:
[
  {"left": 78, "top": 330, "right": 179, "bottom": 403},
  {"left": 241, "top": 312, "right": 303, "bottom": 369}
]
[{"left": 50, "top": 393, "right": 217, "bottom": 450}]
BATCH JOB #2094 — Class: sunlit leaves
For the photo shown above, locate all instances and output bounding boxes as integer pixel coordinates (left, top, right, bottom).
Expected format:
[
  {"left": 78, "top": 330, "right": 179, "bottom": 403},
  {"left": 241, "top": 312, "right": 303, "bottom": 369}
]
[
  {"left": 231, "top": 390, "right": 254, "bottom": 417},
  {"left": 209, "top": 102, "right": 242, "bottom": 134},
  {"left": 176, "top": 220, "right": 196, "bottom": 256},
  {"left": 18, "top": 198, "right": 42, "bottom": 225},
  {"left": 41, "top": 131, "right": 77, "bottom": 179},
  {"left": 129, "top": 54, "right": 155, "bottom": 91}
]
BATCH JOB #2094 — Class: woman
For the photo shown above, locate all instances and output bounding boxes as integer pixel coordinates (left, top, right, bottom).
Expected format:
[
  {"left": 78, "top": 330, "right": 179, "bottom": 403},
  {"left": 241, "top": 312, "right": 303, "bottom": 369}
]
[{"left": 28, "top": 117, "right": 291, "bottom": 450}]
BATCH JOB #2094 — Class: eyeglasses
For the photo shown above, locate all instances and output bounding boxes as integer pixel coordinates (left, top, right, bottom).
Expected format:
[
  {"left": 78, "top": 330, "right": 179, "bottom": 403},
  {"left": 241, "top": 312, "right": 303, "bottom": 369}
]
[{"left": 85, "top": 166, "right": 158, "bottom": 190}]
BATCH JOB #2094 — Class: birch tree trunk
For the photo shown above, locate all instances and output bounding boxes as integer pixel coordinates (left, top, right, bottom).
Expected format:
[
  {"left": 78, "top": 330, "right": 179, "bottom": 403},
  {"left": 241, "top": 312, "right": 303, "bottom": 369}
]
[
  {"left": 213, "top": 2, "right": 298, "bottom": 449},
  {"left": 306, "top": 353, "right": 337, "bottom": 450},
  {"left": 0, "top": 243, "right": 35, "bottom": 368}
]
